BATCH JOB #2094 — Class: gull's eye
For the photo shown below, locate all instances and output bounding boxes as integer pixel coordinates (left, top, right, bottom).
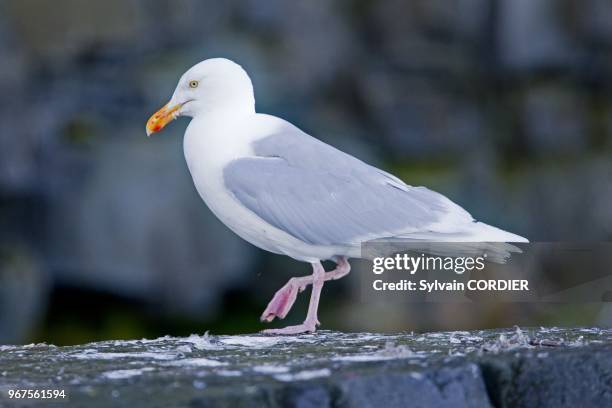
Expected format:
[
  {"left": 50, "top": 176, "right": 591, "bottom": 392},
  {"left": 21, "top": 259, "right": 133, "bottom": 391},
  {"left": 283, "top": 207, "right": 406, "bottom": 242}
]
[{"left": 189, "top": 80, "right": 199, "bottom": 89}]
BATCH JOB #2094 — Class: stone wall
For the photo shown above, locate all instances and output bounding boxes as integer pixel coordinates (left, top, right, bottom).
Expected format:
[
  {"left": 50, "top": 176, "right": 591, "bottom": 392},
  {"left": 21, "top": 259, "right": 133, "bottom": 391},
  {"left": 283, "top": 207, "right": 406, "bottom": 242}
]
[{"left": 0, "top": 328, "right": 610, "bottom": 407}]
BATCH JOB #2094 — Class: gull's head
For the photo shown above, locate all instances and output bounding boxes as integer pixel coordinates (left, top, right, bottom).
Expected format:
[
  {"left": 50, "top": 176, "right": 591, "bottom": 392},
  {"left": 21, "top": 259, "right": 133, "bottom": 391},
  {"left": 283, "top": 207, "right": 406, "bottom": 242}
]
[{"left": 146, "top": 58, "right": 255, "bottom": 136}]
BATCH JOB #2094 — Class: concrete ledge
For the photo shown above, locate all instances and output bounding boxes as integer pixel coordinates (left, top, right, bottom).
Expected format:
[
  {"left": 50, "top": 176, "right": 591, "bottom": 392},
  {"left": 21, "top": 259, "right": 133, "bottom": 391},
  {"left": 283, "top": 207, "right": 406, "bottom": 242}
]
[{"left": 0, "top": 327, "right": 610, "bottom": 407}]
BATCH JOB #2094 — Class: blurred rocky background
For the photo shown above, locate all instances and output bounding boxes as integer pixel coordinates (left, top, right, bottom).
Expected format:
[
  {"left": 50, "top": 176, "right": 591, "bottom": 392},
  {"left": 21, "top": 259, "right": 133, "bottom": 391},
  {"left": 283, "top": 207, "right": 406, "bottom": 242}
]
[{"left": 0, "top": 0, "right": 610, "bottom": 345}]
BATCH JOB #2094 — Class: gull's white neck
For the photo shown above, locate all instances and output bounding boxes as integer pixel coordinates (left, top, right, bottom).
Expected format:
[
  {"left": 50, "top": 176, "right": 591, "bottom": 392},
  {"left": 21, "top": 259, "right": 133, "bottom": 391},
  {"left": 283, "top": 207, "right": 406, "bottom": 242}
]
[
  {"left": 182, "top": 110, "right": 279, "bottom": 186},
  {"left": 182, "top": 110, "right": 285, "bottom": 190},
  {"left": 181, "top": 111, "right": 304, "bottom": 256}
]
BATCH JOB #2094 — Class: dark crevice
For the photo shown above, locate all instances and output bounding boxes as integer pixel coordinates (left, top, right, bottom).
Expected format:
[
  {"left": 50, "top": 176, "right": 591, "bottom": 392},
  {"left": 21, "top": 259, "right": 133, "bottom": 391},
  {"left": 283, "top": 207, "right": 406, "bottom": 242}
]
[{"left": 479, "top": 359, "right": 514, "bottom": 408}]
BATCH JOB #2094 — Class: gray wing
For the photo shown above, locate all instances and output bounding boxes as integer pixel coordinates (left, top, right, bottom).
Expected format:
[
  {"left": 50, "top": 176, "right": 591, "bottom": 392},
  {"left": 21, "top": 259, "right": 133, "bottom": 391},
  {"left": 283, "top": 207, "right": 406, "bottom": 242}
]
[{"left": 223, "top": 123, "right": 473, "bottom": 246}]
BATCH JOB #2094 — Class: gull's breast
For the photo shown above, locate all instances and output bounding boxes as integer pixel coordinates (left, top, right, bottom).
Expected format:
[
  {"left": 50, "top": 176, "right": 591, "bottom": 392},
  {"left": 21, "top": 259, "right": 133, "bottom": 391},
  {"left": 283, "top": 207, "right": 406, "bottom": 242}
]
[{"left": 182, "top": 116, "right": 337, "bottom": 262}]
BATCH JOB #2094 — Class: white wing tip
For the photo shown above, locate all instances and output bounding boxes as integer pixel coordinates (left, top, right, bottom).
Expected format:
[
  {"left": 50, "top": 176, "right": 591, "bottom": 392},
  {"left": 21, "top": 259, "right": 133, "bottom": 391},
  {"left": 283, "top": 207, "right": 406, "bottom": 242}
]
[{"left": 472, "top": 222, "right": 529, "bottom": 243}]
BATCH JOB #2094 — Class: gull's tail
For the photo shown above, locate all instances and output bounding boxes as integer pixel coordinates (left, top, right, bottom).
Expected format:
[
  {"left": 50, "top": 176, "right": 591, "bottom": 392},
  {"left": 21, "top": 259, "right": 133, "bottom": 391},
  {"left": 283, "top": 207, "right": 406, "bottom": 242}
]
[
  {"left": 369, "top": 222, "right": 529, "bottom": 263},
  {"left": 453, "top": 221, "right": 529, "bottom": 244},
  {"left": 393, "top": 221, "right": 528, "bottom": 243}
]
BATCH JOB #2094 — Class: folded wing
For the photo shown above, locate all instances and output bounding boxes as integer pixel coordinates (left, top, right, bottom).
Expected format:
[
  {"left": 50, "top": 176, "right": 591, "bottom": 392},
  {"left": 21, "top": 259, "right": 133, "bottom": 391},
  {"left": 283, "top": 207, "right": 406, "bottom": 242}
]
[{"left": 223, "top": 122, "right": 486, "bottom": 247}]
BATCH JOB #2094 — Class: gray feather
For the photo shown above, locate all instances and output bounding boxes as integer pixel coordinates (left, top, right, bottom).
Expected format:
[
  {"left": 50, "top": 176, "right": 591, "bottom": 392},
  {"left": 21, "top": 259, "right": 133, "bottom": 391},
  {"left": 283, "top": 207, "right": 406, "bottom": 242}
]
[{"left": 223, "top": 123, "right": 472, "bottom": 246}]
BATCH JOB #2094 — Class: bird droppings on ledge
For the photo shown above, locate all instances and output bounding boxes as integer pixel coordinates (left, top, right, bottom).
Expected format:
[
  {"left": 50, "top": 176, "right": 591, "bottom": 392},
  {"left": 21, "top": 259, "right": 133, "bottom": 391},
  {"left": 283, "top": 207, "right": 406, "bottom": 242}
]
[
  {"left": 1, "top": 328, "right": 611, "bottom": 407},
  {"left": 479, "top": 326, "right": 531, "bottom": 353},
  {"left": 274, "top": 368, "right": 332, "bottom": 382},
  {"left": 252, "top": 365, "right": 290, "bottom": 374},
  {"left": 101, "top": 368, "right": 155, "bottom": 380}
]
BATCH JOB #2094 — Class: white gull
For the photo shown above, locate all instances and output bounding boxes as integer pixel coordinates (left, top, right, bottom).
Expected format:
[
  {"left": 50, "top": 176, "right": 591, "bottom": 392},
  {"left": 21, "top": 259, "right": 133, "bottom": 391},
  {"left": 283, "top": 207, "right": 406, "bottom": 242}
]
[{"left": 146, "top": 58, "right": 528, "bottom": 334}]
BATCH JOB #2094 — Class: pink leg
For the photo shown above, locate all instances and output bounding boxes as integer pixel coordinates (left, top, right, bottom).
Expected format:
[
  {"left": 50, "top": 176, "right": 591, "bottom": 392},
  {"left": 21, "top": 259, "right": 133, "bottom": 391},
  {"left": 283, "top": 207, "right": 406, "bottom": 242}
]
[
  {"left": 260, "top": 275, "right": 311, "bottom": 322},
  {"left": 261, "top": 257, "right": 351, "bottom": 334},
  {"left": 260, "top": 257, "right": 350, "bottom": 323}
]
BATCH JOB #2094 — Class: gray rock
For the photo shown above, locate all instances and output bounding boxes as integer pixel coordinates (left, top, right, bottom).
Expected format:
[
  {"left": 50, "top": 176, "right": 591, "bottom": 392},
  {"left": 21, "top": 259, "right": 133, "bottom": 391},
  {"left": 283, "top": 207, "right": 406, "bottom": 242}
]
[
  {"left": 518, "top": 157, "right": 612, "bottom": 240},
  {"left": 361, "top": 74, "right": 487, "bottom": 158},
  {"left": 0, "top": 247, "right": 49, "bottom": 344},
  {"left": 0, "top": 327, "right": 610, "bottom": 407},
  {"left": 44, "top": 135, "right": 255, "bottom": 315},
  {"left": 370, "top": 0, "right": 488, "bottom": 71},
  {"left": 497, "top": 0, "right": 582, "bottom": 70},
  {"left": 5, "top": 0, "right": 147, "bottom": 62},
  {"left": 577, "top": 0, "right": 612, "bottom": 45},
  {"left": 521, "top": 85, "right": 587, "bottom": 154}
]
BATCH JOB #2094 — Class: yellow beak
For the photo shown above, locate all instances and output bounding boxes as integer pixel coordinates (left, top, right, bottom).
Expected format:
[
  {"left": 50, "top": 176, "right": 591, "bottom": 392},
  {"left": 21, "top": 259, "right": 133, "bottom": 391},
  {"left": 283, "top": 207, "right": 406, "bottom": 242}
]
[{"left": 146, "top": 102, "right": 182, "bottom": 136}]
